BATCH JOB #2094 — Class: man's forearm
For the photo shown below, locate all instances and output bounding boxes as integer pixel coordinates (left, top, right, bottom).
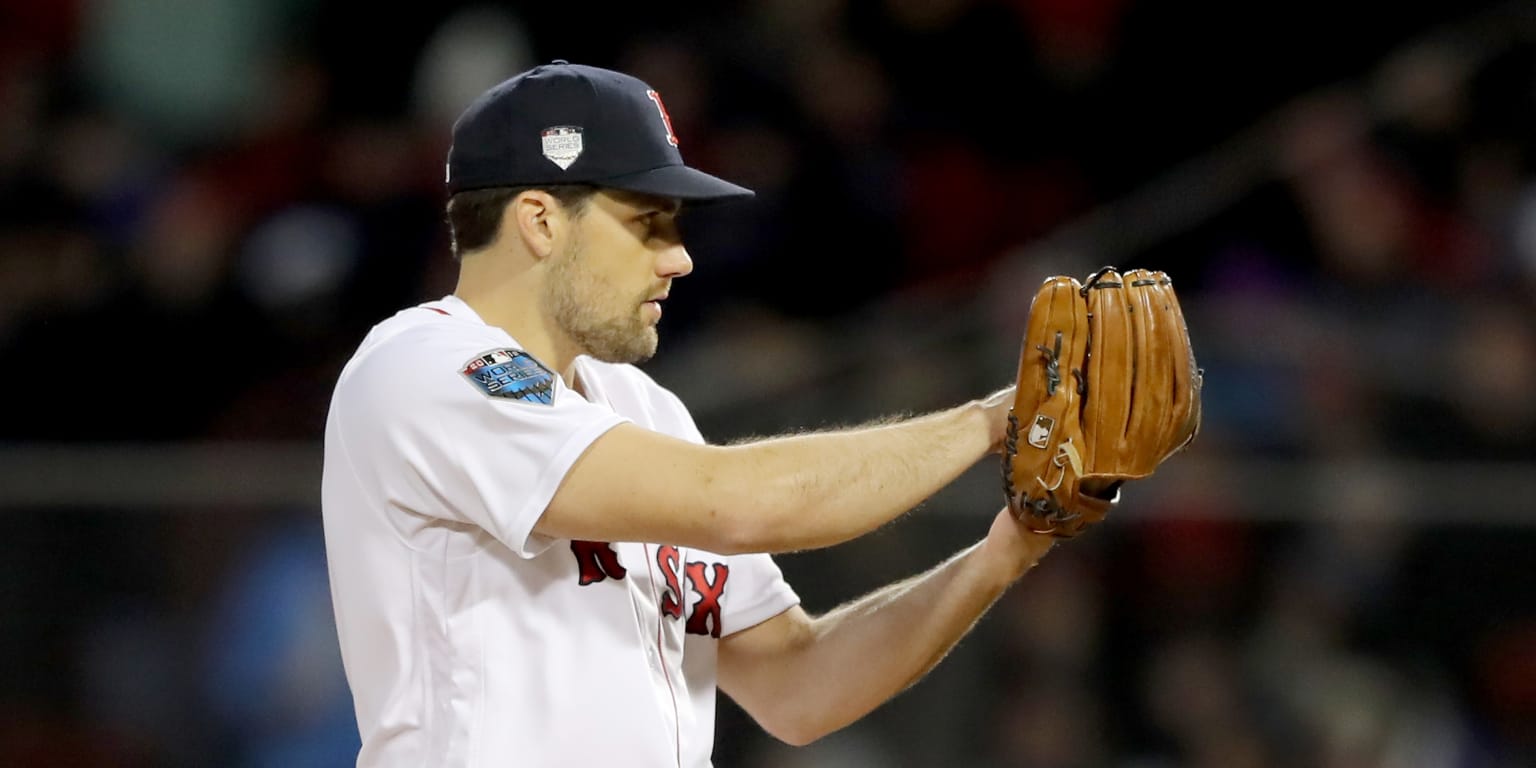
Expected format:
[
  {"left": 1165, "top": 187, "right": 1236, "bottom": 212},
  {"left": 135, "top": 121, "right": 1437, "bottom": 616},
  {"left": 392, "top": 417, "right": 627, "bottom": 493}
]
[
  {"left": 727, "top": 535, "right": 1046, "bottom": 744},
  {"left": 711, "top": 400, "right": 1001, "bottom": 552}
]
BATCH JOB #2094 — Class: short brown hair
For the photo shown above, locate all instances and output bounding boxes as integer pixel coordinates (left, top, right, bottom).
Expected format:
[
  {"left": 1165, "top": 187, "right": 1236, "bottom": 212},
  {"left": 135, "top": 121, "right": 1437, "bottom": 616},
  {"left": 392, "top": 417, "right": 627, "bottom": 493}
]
[{"left": 445, "top": 184, "right": 597, "bottom": 260}]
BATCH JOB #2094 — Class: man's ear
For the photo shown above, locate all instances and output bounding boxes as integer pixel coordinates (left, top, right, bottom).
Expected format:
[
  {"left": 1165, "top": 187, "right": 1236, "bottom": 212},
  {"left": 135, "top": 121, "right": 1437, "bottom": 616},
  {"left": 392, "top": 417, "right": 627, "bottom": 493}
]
[{"left": 507, "top": 190, "right": 563, "bottom": 261}]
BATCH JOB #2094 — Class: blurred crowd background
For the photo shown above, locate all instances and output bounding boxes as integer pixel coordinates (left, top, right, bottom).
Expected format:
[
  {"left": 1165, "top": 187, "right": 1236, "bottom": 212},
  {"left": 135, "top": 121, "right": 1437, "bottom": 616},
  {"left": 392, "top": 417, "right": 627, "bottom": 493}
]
[{"left": 2, "top": 0, "right": 1534, "bottom": 766}]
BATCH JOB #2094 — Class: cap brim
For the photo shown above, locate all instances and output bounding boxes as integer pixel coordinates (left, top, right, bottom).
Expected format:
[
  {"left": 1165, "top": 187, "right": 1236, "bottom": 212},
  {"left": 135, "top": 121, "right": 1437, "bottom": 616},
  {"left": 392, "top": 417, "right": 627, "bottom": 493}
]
[{"left": 598, "top": 164, "right": 755, "bottom": 204}]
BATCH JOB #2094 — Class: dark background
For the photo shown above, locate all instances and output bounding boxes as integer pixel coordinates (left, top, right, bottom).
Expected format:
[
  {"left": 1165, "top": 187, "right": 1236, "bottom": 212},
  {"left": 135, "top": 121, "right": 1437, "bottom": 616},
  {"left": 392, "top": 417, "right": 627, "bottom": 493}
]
[{"left": 2, "top": 0, "right": 1534, "bottom": 766}]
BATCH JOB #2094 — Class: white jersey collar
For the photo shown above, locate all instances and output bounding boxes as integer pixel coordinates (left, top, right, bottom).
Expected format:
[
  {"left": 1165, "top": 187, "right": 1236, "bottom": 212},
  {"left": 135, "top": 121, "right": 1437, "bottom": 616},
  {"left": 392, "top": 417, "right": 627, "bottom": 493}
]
[{"left": 432, "top": 294, "right": 488, "bottom": 326}]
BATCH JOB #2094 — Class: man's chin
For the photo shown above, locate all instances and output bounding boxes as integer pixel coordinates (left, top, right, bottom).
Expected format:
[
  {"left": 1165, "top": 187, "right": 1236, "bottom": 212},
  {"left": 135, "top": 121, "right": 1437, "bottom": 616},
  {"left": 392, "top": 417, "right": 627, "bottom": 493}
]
[
  {"left": 587, "top": 331, "right": 658, "bottom": 365},
  {"left": 631, "top": 334, "right": 660, "bottom": 364}
]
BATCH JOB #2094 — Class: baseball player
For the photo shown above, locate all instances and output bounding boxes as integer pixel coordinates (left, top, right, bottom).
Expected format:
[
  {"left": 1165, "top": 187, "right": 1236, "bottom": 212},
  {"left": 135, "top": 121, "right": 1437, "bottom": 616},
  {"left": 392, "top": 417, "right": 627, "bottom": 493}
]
[{"left": 321, "top": 61, "right": 1062, "bottom": 767}]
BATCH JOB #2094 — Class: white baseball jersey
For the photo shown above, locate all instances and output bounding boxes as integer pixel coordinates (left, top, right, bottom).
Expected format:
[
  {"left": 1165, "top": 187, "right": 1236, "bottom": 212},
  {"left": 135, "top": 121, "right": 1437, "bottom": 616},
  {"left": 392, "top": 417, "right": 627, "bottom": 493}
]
[{"left": 321, "top": 295, "right": 800, "bottom": 767}]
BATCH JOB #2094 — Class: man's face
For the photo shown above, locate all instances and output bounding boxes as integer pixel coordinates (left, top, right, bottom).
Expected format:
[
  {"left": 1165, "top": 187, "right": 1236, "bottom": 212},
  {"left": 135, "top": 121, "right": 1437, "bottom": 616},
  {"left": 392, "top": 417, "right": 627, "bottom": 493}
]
[{"left": 541, "top": 190, "right": 691, "bottom": 364}]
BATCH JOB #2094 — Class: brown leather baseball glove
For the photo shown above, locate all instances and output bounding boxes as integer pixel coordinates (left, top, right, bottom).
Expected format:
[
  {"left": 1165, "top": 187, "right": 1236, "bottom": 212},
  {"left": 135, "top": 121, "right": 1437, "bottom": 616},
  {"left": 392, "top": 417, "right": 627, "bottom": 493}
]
[{"left": 1001, "top": 267, "right": 1203, "bottom": 537}]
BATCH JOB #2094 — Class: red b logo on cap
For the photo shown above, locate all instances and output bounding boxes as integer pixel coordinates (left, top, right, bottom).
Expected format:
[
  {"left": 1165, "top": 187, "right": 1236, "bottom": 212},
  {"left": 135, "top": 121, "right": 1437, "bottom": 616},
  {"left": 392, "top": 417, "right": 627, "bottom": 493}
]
[{"left": 646, "top": 90, "right": 679, "bottom": 147}]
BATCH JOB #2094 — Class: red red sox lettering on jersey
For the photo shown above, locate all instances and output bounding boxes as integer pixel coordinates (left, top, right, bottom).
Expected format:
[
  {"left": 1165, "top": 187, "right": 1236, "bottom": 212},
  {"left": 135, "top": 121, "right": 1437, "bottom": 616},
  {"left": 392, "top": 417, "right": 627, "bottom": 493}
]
[{"left": 571, "top": 540, "right": 730, "bottom": 638}]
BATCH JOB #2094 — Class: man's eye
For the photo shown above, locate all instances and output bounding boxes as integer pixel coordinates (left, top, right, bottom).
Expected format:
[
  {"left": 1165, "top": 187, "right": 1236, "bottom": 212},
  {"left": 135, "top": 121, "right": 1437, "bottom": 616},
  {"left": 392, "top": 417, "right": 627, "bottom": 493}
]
[{"left": 642, "top": 213, "right": 671, "bottom": 236}]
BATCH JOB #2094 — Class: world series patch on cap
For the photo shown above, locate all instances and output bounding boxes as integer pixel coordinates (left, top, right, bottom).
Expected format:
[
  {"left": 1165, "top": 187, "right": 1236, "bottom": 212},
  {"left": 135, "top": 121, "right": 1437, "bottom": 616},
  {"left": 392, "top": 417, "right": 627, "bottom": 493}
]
[{"left": 460, "top": 349, "right": 555, "bottom": 405}]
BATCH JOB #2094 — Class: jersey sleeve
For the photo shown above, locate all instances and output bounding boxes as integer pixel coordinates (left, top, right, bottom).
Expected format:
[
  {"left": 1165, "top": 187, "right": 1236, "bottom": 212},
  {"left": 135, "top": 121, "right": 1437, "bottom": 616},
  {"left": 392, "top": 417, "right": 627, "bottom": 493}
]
[
  {"left": 720, "top": 553, "right": 800, "bottom": 636},
  {"left": 334, "top": 326, "right": 628, "bottom": 557}
]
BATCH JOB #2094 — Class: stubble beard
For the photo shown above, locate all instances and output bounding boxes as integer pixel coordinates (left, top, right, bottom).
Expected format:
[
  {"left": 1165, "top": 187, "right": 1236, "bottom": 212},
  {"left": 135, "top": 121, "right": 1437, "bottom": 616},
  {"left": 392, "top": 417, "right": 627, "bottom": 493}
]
[{"left": 542, "top": 238, "right": 659, "bottom": 365}]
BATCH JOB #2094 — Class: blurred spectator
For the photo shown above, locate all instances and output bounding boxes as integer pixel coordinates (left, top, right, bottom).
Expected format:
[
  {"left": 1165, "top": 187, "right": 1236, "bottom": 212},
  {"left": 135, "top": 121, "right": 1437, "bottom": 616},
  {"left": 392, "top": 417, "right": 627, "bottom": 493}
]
[
  {"left": 74, "top": 0, "right": 299, "bottom": 149},
  {"left": 200, "top": 514, "right": 359, "bottom": 768}
]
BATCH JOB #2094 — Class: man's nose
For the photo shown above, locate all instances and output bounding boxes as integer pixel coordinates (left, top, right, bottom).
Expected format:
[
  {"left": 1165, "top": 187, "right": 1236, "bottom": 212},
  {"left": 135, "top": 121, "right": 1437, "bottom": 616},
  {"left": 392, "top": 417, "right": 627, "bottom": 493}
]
[{"left": 658, "top": 243, "right": 693, "bottom": 278}]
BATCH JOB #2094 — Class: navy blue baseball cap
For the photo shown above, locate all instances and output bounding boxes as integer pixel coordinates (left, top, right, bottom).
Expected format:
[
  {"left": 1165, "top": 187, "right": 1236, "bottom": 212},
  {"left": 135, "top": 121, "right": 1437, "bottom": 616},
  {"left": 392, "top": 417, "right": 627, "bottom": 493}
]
[{"left": 446, "top": 60, "right": 754, "bottom": 204}]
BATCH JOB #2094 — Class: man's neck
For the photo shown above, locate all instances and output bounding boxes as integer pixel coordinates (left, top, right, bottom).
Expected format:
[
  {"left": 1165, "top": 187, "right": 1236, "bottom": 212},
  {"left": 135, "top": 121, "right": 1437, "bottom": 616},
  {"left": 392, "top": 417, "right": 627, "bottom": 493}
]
[{"left": 453, "top": 281, "right": 578, "bottom": 377}]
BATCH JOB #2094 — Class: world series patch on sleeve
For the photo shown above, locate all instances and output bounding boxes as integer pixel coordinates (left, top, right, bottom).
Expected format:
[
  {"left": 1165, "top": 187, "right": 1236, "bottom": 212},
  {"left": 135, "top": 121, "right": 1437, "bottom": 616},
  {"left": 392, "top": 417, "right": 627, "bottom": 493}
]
[{"left": 461, "top": 349, "right": 556, "bottom": 405}]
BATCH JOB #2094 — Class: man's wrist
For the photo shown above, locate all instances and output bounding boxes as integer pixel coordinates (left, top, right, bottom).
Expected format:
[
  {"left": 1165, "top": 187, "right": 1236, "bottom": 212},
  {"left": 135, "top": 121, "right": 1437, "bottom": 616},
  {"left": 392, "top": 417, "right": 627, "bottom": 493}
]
[
  {"left": 976, "top": 529, "right": 1054, "bottom": 585},
  {"left": 968, "top": 393, "right": 1011, "bottom": 455}
]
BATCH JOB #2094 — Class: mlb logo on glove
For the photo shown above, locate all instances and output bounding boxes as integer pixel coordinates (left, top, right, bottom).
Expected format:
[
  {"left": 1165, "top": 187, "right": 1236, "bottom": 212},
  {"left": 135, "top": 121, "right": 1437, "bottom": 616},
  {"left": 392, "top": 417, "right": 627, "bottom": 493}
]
[{"left": 1026, "top": 415, "right": 1055, "bottom": 449}]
